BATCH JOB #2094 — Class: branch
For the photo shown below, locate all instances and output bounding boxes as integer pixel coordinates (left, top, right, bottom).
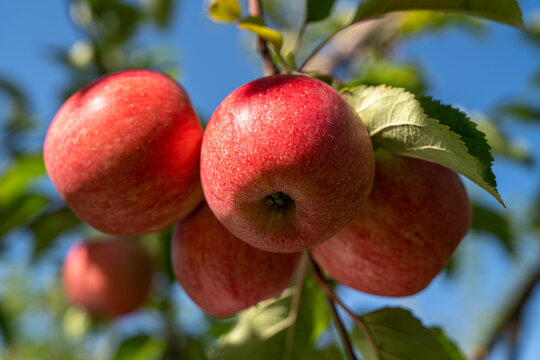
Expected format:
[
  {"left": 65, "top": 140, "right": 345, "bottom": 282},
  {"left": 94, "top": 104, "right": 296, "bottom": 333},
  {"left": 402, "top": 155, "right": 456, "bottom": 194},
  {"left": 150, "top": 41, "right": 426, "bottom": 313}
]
[
  {"left": 471, "top": 261, "right": 540, "bottom": 360},
  {"left": 248, "top": 0, "right": 279, "bottom": 76},
  {"left": 309, "top": 254, "right": 379, "bottom": 360}
]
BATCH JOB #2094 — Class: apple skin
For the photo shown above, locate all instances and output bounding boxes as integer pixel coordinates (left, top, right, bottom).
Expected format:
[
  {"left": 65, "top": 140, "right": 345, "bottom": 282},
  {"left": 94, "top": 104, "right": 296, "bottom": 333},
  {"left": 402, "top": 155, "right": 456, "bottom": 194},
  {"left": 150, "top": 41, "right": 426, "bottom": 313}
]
[
  {"left": 312, "top": 150, "right": 472, "bottom": 297},
  {"left": 171, "top": 203, "right": 300, "bottom": 317},
  {"left": 200, "top": 75, "right": 375, "bottom": 253},
  {"left": 44, "top": 70, "right": 203, "bottom": 236},
  {"left": 63, "top": 238, "right": 153, "bottom": 319}
]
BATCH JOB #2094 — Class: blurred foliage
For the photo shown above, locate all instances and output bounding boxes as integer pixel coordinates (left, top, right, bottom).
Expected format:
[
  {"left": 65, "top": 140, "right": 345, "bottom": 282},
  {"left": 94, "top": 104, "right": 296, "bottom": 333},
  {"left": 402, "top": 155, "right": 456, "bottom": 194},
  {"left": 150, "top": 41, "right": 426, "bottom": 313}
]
[
  {"left": 58, "top": 0, "right": 178, "bottom": 98},
  {"left": 0, "top": 0, "right": 539, "bottom": 359}
]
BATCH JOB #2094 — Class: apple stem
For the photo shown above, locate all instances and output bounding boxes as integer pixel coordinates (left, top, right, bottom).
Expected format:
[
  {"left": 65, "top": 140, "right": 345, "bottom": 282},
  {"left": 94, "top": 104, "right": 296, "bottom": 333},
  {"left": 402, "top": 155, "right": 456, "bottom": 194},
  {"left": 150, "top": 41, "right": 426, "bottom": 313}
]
[
  {"left": 309, "top": 253, "right": 380, "bottom": 360},
  {"left": 248, "top": 0, "right": 280, "bottom": 76}
]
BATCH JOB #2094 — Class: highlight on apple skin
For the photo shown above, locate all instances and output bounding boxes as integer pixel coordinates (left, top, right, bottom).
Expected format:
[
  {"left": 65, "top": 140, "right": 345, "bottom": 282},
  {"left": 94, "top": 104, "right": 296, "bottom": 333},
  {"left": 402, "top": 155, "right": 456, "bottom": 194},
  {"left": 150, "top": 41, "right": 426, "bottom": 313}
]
[
  {"left": 200, "top": 74, "right": 375, "bottom": 253},
  {"left": 171, "top": 203, "right": 301, "bottom": 317},
  {"left": 44, "top": 69, "right": 204, "bottom": 236},
  {"left": 312, "top": 150, "right": 472, "bottom": 297},
  {"left": 62, "top": 238, "right": 153, "bottom": 319}
]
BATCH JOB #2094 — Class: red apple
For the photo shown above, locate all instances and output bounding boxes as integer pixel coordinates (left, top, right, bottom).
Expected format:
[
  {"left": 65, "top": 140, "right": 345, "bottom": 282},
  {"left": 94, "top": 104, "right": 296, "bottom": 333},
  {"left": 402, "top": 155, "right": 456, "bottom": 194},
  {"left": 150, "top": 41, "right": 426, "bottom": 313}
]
[
  {"left": 312, "top": 151, "right": 472, "bottom": 297},
  {"left": 63, "top": 238, "right": 153, "bottom": 319},
  {"left": 44, "top": 70, "right": 203, "bottom": 236},
  {"left": 200, "top": 75, "right": 375, "bottom": 253},
  {"left": 171, "top": 203, "right": 300, "bottom": 317}
]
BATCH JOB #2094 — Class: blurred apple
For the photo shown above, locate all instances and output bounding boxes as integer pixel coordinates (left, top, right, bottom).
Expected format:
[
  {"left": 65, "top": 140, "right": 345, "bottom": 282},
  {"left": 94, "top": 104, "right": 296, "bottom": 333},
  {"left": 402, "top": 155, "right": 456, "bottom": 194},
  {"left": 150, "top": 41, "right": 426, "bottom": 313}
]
[
  {"left": 201, "top": 74, "right": 374, "bottom": 253},
  {"left": 44, "top": 69, "right": 203, "bottom": 236},
  {"left": 63, "top": 238, "right": 153, "bottom": 319},
  {"left": 312, "top": 151, "right": 471, "bottom": 296},
  {"left": 171, "top": 203, "right": 300, "bottom": 317}
]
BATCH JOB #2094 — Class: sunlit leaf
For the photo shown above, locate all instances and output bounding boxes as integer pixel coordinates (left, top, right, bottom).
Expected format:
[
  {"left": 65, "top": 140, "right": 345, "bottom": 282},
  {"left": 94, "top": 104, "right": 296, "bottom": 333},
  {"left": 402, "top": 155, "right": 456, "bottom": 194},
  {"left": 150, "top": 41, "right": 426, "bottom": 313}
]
[
  {"left": 353, "top": 307, "right": 465, "bottom": 360},
  {"left": 113, "top": 334, "right": 164, "bottom": 360},
  {"left": 0, "top": 154, "right": 45, "bottom": 207},
  {"left": 208, "top": 0, "right": 242, "bottom": 23},
  {"left": 0, "top": 194, "right": 49, "bottom": 237},
  {"left": 399, "top": 11, "right": 486, "bottom": 36},
  {"left": 353, "top": 0, "right": 525, "bottom": 30},
  {"left": 342, "top": 85, "right": 503, "bottom": 206},
  {"left": 62, "top": 307, "right": 91, "bottom": 341},
  {"left": 215, "top": 271, "right": 330, "bottom": 359},
  {"left": 238, "top": 16, "right": 283, "bottom": 51},
  {"left": 353, "top": 59, "right": 425, "bottom": 93}
]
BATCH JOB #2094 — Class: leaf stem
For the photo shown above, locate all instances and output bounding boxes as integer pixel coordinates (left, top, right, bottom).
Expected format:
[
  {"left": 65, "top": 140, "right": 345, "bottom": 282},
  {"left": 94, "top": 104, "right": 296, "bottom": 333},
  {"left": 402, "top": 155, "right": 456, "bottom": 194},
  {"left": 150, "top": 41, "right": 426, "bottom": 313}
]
[
  {"left": 248, "top": 0, "right": 280, "bottom": 76},
  {"left": 309, "top": 253, "right": 380, "bottom": 360}
]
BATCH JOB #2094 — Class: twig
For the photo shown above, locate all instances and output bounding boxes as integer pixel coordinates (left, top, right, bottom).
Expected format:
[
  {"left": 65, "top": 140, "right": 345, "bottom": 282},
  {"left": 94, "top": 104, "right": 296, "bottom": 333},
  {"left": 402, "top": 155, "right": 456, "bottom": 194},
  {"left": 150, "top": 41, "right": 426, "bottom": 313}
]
[
  {"left": 471, "top": 261, "right": 540, "bottom": 360},
  {"left": 299, "top": 17, "right": 398, "bottom": 75},
  {"left": 309, "top": 254, "right": 379, "bottom": 360},
  {"left": 298, "top": 26, "right": 344, "bottom": 72},
  {"left": 325, "top": 291, "right": 358, "bottom": 360},
  {"left": 248, "top": 0, "right": 279, "bottom": 76}
]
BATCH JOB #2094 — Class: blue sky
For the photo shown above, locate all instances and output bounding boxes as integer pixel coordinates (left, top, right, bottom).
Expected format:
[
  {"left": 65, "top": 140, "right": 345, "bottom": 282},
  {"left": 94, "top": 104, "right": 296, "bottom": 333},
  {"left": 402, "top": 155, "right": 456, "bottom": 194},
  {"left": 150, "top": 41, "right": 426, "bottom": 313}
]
[{"left": 1, "top": 0, "right": 540, "bottom": 359}]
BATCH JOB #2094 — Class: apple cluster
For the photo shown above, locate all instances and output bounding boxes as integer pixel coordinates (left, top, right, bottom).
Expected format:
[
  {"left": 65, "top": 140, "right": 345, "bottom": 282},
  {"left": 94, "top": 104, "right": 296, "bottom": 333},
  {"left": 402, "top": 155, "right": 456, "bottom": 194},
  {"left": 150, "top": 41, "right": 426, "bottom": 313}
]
[{"left": 45, "top": 70, "right": 471, "bottom": 319}]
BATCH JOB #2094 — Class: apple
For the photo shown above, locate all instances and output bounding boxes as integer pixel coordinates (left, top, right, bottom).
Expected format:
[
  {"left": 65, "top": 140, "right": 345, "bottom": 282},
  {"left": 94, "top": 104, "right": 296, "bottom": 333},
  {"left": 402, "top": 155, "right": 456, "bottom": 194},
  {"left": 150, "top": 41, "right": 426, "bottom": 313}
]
[
  {"left": 200, "top": 74, "right": 375, "bottom": 253},
  {"left": 63, "top": 238, "right": 153, "bottom": 319},
  {"left": 171, "top": 203, "right": 300, "bottom": 317},
  {"left": 44, "top": 69, "right": 203, "bottom": 236},
  {"left": 312, "top": 150, "right": 472, "bottom": 297}
]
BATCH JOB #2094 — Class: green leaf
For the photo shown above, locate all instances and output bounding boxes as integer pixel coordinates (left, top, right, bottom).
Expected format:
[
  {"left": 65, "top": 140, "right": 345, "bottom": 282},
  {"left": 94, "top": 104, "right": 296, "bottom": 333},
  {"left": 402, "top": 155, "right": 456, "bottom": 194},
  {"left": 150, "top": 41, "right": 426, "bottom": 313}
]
[
  {"left": 356, "top": 59, "right": 425, "bottom": 94},
  {"left": 62, "top": 307, "right": 91, "bottom": 341},
  {"left": 306, "top": 0, "right": 336, "bottom": 23},
  {"left": 399, "top": 11, "right": 487, "bottom": 36},
  {"left": 501, "top": 102, "right": 540, "bottom": 123},
  {"left": 352, "top": 0, "right": 525, "bottom": 30},
  {"left": 0, "top": 194, "right": 49, "bottom": 237},
  {"left": 208, "top": 0, "right": 242, "bottom": 23},
  {"left": 418, "top": 96, "right": 499, "bottom": 196},
  {"left": 342, "top": 85, "right": 503, "bottom": 206},
  {"left": 29, "top": 206, "right": 81, "bottom": 261},
  {"left": 0, "top": 304, "right": 13, "bottom": 345},
  {"left": 534, "top": 190, "right": 540, "bottom": 231},
  {"left": 144, "top": 0, "right": 173, "bottom": 27},
  {"left": 429, "top": 328, "right": 467, "bottom": 360},
  {"left": 353, "top": 307, "right": 465, "bottom": 360},
  {"left": 471, "top": 202, "right": 514, "bottom": 253},
  {"left": 181, "top": 337, "right": 208, "bottom": 360},
  {"left": 238, "top": 16, "right": 283, "bottom": 51},
  {"left": 215, "top": 271, "right": 330, "bottom": 360},
  {"left": 0, "top": 154, "right": 45, "bottom": 207},
  {"left": 113, "top": 334, "right": 164, "bottom": 360}
]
